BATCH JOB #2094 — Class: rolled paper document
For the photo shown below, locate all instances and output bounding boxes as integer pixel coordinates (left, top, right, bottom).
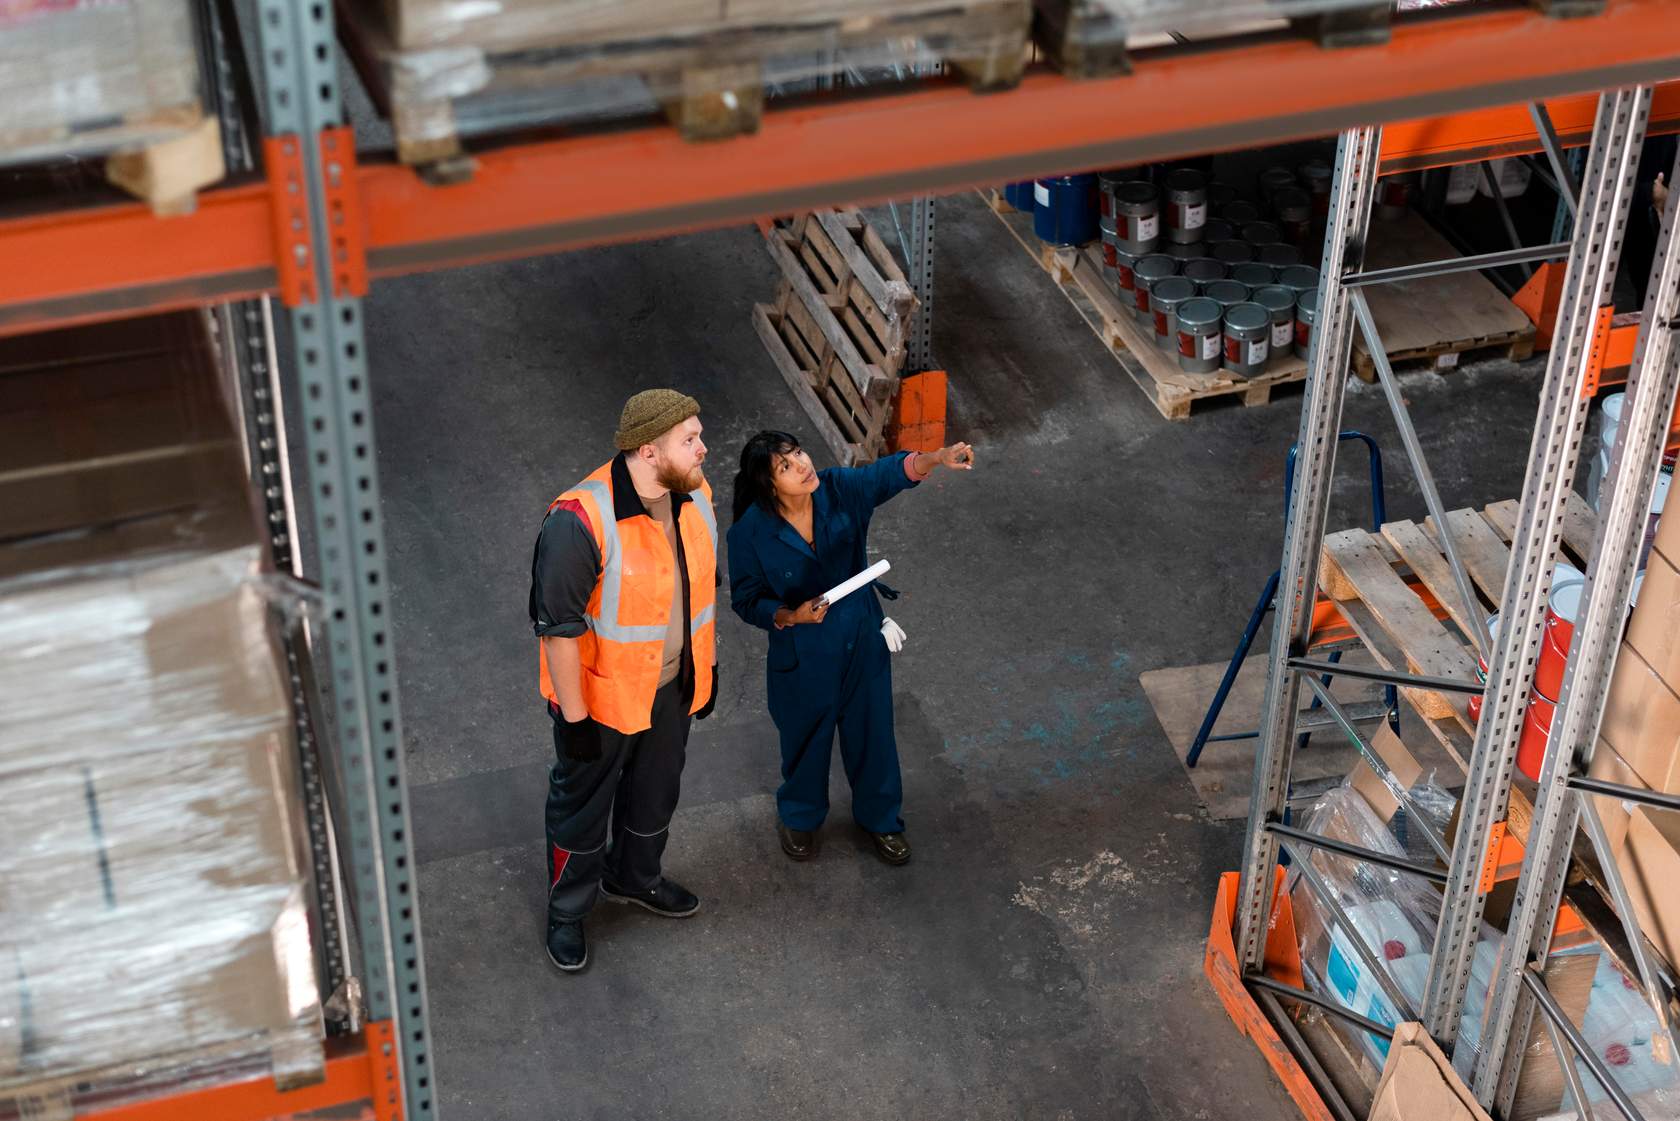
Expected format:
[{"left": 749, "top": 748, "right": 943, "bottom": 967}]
[{"left": 819, "top": 559, "right": 891, "bottom": 607}]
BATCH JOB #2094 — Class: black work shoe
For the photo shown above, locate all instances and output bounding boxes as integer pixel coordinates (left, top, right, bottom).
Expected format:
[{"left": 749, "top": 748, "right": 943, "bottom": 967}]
[
  {"left": 546, "top": 920, "right": 588, "bottom": 972},
  {"left": 871, "top": 832, "right": 911, "bottom": 866},
  {"left": 600, "top": 877, "right": 701, "bottom": 918},
  {"left": 778, "top": 822, "right": 816, "bottom": 862}
]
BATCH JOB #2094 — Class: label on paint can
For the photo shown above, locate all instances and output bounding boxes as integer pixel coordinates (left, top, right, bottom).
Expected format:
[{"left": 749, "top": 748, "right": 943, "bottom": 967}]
[
  {"left": 1248, "top": 338, "right": 1269, "bottom": 365},
  {"left": 1199, "top": 333, "right": 1220, "bottom": 361},
  {"left": 1296, "top": 321, "right": 1311, "bottom": 347},
  {"left": 1034, "top": 183, "right": 1050, "bottom": 206},
  {"left": 1271, "top": 322, "right": 1293, "bottom": 349},
  {"left": 1118, "top": 265, "right": 1135, "bottom": 291},
  {"left": 1133, "top": 214, "right": 1160, "bottom": 242},
  {"left": 1184, "top": 203, "right": 1207, "bottom": 231},
  {"left": 1135, "top": 287, "right": 1151, "bottom": 312},
  {"left": 1154, "top": 310, "right": 1170, "bottom": 338}
]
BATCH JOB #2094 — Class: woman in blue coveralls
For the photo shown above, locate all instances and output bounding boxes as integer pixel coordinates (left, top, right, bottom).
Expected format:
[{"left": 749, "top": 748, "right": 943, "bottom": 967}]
[{"left": 727, "top": 431, "right": 974, "bottom": 866}]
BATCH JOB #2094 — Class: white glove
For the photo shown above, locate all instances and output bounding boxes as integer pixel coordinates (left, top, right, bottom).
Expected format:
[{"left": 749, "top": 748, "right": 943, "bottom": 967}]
[{"left": 881, "top": 617, "right": 907, "bottom": 654}]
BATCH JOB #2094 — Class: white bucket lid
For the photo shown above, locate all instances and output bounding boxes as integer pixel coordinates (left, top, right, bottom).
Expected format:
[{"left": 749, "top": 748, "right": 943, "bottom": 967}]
[
  {"left": 1550, "top": 578, "right": 1585, "bottom": 624},
  {"left": 1554, "top": 562, "right": 1583, "bottom": 587},
  {"left": 1603, "top": 392, "right": 1626, "bottom": 425},
  {"left": 1654, "top": 471, "right": 1671, "bottom": 514},
  {"left": 1632, "top": 570, "right": 1646, "bottom": 610}
]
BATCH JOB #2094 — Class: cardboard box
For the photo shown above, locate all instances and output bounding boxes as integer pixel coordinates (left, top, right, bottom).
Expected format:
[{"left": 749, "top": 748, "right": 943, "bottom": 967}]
[
  {"left": 1627, "top": 549, "right": 1680, "bottom": 687},
  {"left": 1370, "top": 1022, "right": 1492, "bottom": 1121},
  {"left": 1655, "top": 503, "right": 1679, "bottom": 569},
  {"left": 1350, "top": 723, "right": 1427, "bottom": 823},
  {"left": 0, "top": 311, "right": 246, "bottom": 543},
  {"left": 1587, "top": 739, "right": 1653, "bottom": 855},
  {"left": 1599, "top": 642, "right": 1680, "bottom": 793},
  {"left": 1619, "top": 807, "right": 1680, "bottom": 972}
]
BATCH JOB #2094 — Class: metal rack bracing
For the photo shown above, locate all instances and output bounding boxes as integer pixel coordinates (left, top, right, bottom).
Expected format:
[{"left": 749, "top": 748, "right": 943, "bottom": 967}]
[
  {"left": 1232, "top": 86, "right": 1680, "bottom": 1120},
  {"left": 11, "top": 1, "right": 1680, "bottom": 1118}
]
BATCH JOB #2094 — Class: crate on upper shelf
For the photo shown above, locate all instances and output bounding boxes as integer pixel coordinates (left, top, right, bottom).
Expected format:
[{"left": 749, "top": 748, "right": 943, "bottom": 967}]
[
  {"left": 351, "top": 0, "right": 1031, "bottom": 168},
  {"left": 753, "top": 208, "right": 919, "bottom": 467}
]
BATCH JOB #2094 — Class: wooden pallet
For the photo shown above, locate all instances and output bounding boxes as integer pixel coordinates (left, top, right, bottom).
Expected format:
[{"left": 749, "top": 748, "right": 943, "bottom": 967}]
[
  {"left": 754, "top": 208, "right": 917, "bottom": 466},
  {"left": 371, "top": 0, "right": 1031, "bottom": 166},
  {"left": 1351, "top": 212, "right": 1537, "bottom": 381},
  {"left": 1316, "top": 492, "right": 1598, "bottom": 786},
  {"left": 983, "top": 189, "right": 1311, "bottom": 420}
]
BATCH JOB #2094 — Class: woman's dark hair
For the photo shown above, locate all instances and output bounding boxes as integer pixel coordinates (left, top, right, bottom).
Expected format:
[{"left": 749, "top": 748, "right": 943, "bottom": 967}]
[{"left": 732, "top": 430, "right": 802, "bottom": 524}]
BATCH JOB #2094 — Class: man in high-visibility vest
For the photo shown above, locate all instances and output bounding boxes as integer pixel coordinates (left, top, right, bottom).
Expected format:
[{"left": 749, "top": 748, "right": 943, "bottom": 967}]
[{"left": 528, "top": 389, "right": 718, "bottom": 972}]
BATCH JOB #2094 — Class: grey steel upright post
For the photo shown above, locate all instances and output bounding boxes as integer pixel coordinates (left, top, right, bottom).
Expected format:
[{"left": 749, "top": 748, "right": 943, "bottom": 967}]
[
  {"left": 1234, "top": 127, "right": 1381, "bottom": 967},
  {"left": 252, "top": 0, "right": 436, "bottom": 1113},
  {"left": 1419, "top": 87, "right": 1651, "bottom": 1052},
  {"left": 907, "top": 194, "right": 935, "bottom": 372},
  {"left": 1478, "top": 119, "right": 1680, "bottom": 1115}
]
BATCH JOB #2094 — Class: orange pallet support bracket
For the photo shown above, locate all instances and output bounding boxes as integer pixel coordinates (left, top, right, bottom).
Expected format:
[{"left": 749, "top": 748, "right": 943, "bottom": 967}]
[
  {"left": 1205, "top": 870, "right": 1336, "bottom": 1121},
  {"left": 78, "top": 1020, "right": 401, "bottom": 1121}
]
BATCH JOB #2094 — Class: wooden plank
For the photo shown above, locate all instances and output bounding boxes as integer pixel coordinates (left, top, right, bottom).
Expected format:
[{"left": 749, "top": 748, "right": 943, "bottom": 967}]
[
  {"left": 1483, "top": 498, "right": 1519, "bottom": 541},
  {"left": 1561, "top": 491, "right": 1599, "bottom": 565},
  {"left": 817, "top": 209, "right": 895, "bottom": 312},
  {"left": 1321, "top": 529, "right": 1480, "bottom": 721},
  {"left": 763, "top": 226, "right": 885, "bottom": 401},
  {"left": 800, "top": 217, "right": 851, "bottom": 294},
  {"left": 858, "top": 218, "right": 910, "bottom": 285},
  {"left": 1381, "top": 520, "right": 1484, "bottom": 641},
  {"left": 753, "top": 304, "right": 859, "bottom": 467},
  {"left": 1421, "top": 508, "right": 1511, "bottom": 610},
  {"left": 1479, "top": 494, "right": 1596, "bottom": 569},
  {"left": 841, "top": 306, "right": 886, "bottom": 367}
]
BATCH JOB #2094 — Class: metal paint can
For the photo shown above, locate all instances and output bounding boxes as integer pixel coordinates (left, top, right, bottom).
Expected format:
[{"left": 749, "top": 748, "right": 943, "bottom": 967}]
[
  {"left": 1295, "top": 287, "right": 1320, "bottom": 359},
  {"left": 1233, "top": 262, "right": 1276, "bottom": 290},
  {"left": 1241, "top": 221, "right": 1282, "bottom": 247},
  {"left": 1203, "top": 279, "right": 1250, "bottom": 314},
  {"left": 1258, "top": 166, "right": 1298, "bottom": 205},
  {"left": 1098, "top": 170, "right": 1127, "bottom": 219},
  {"left": 1114, "top": 181, "right": 1162, "bottom": 254},
  {"left": 1298, "top": 159, "right": 1333, "bottom": 216},
  {"left": 1251, "top": 285, "right": 1298, "bottom": 366},
  {"left": 1114, "top": 247, "right": 1140, "bottom": 303},
  {"left": 1260, "top": 243, "right": 1302, "bottom": 270},
  {"left": 1166, "top": 240, "right": 1204, "bottom": 261},
  {"left": 1211, "top": 240, "right": 1254, "bottom": 265},
  {"left": 1099, "top": 220, "right": 1119, "bottom": 270},
  {"left": 1034, "top": 174, "right": 1099, "bottom": 247},
  {"left": 1164, "top": 168, "right": 1209, "bottom": 245},
  {"left": 1182, "top": 257, "right": 1228, "bottom": 292},
  {"left": 1132, "top": 254, "right": 1178, "bottom": 321},
  {"left": 1271, "top": 187, "right": 1314, "bottom": 247},
  {"left": 1175, "top": 297, "right": 1224, "bottom": 374},
  {"left": 1378, "top": 172, "right": 1419, "bottom": 221},
  {"left": 1277, "top": 265, "right": 1321, "bottom": 298},
  {"left": 1219, "top": 199, "right": 1261, "bottom": 226},
  {"left": 1203, "top": 218, "right": 1236, "bottom": 243},
  {"left": 1223, "top": 302, "right": 1271, "bottom": 377},
  {"left": 1148, "top": 276, "right": 1197, "bottom": 353}
]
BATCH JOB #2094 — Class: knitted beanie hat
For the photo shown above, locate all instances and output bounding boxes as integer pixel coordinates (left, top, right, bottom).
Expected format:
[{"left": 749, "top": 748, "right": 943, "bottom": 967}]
[{"left": 614, "top": 388, "right": 700, "bottom": 451}]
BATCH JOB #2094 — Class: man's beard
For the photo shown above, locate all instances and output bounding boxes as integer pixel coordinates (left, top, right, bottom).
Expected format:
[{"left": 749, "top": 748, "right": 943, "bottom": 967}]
[{"left": 655, "top": 459, "right": 705, "bottom": 494}]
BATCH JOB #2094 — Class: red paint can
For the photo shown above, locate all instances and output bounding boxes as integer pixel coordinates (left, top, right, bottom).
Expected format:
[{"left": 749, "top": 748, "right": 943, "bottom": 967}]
[{"left": 1534, "top": 578, "right": 1584, "bottom": 701}]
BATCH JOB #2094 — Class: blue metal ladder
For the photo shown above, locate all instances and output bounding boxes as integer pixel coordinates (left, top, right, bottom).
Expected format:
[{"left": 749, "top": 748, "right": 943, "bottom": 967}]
[{"left": 1187, "top": 431, "right": 1396, "bottom": 769}]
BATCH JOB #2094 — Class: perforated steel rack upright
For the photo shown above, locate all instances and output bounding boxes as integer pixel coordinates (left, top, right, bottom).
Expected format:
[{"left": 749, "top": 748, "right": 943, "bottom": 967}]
[{"left": 1229, "top": 86, "right": 1680, "bottom": 1120}]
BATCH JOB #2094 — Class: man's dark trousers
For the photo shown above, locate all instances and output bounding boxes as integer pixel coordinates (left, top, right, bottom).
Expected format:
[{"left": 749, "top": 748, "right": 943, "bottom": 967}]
[{"left": 545, "top": 680, "right": 691, "bottom": 922}]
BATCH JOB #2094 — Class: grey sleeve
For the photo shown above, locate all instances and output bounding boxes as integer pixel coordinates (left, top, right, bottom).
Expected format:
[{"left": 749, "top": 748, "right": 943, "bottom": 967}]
[{"left": 529, "top": 504, "right": 601, "bottom": 638}]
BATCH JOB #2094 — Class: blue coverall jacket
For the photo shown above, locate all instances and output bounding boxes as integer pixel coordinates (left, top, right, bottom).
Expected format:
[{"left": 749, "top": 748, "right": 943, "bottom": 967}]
[{"left": 726, "top": 451, "right": 920, "bottom": 833}]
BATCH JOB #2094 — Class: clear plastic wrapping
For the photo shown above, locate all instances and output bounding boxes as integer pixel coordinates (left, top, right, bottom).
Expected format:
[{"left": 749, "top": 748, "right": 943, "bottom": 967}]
[
  {"left": 0, "top": 0, "right": 203, "bottom": 167},
  {"left": 376, "top": 0, "right": 1029, "bottom": 150},
  {"left": 0, "top": 513, "right": 322, "bottom": 1101}
]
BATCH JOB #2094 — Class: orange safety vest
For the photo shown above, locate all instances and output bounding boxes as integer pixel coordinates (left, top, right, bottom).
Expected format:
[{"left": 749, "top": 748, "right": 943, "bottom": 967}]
[{"left": 538, "top": 460, "right": 717, "bottom": 734}]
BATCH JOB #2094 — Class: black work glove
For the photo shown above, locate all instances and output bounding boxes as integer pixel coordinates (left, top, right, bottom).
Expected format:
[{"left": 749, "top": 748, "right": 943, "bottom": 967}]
[
  {"left": 558, "top": 711, "right": 602, "bottom": 762},
  {"left": 695, "top": 666, "right": 719, "bottom": 720}
]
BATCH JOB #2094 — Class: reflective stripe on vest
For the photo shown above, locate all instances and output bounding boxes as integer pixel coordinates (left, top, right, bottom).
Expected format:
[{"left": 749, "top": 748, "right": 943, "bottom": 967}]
[
  {"left": 571, "top": 478, "right": 669, "bottom": 644},
  {"left": 688, "top": 489, "right": 718, "bottom": 635}
]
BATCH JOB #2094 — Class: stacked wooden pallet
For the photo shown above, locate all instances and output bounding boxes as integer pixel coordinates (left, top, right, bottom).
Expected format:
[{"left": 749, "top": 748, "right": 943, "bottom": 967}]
[
  {"left": 753, "top": 209, "right": 918, "bottom": 466},
  {"left": 358, "top": 0, "right": 1031, "bottom": 167}
]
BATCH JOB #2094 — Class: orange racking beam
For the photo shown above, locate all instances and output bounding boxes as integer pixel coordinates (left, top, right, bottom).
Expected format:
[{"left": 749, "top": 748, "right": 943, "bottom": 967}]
[
  {"left": 1, "top": 0, "right": 1678, "bottom": 337},
  {"left": 73, "top": 1020, "right": 399, "bottom": 1121}
]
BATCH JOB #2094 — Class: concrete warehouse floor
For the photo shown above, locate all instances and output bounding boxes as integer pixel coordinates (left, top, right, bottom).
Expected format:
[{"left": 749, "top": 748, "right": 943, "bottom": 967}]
[{"left": 363, "top": 190, "right": 1548, "bottom": 1120}]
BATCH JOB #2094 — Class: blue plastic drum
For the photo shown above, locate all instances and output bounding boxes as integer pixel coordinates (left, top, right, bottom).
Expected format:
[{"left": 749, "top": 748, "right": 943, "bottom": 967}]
[
  {"left": 1033, "top": 174, "right": 1099, "bottom": 247},
  {"left": 1003, "top": 181, "right": 1036, "bottom": 212}
]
